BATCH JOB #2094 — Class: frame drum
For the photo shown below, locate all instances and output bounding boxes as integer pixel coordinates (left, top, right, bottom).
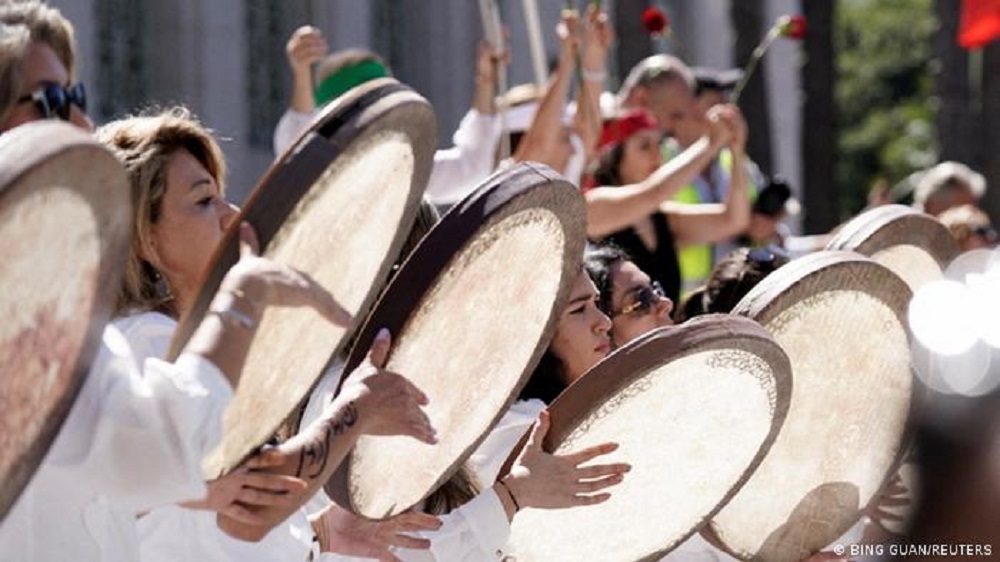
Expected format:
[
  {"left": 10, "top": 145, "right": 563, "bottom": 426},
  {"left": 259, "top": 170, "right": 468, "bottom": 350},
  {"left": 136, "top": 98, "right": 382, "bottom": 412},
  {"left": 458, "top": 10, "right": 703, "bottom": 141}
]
[
  {"left": 708, "top": 251, "right": 915, "bottom": 561},
  {"left": 506, "top": 315, "right": 792, "bottom": 562},
  {"left": 0, "top": 122, "right": 131, "bottom": 519},
  {"left": 328, "top": 162, "right": 587, "bottom": 519},
  {"left": 169, "top": 78, "right": 436, "bottom": 478},
  {"left": 826, "top": 204, "right": 958, "bottom": 293}
]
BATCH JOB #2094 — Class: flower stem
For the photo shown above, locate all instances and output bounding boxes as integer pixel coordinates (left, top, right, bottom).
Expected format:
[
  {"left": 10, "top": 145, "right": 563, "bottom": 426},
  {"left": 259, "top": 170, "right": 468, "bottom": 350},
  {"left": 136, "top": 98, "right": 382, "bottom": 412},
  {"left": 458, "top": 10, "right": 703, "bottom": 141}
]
[{"left": 732, "top": 26, "right": 780, "bottom": 105}]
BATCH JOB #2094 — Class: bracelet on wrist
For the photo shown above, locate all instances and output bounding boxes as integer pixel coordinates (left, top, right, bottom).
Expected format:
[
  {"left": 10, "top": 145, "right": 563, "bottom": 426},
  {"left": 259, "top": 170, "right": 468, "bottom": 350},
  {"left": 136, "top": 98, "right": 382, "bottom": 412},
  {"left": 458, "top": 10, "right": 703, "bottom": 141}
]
[{"left": 582, "top": 67, "right": 607, "bottom": 83}]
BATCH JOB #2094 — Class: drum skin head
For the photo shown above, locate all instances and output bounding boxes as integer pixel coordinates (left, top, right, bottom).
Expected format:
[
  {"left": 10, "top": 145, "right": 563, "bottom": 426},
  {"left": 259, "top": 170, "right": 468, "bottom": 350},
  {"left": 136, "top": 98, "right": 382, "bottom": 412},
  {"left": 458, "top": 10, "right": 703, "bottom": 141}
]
[
  {"left": 826, "top": 204, "right": 959, "bottom": 293},
  {"left": 0, "top": 122, "right": 131, "bottom": 520},
  {"left": 170, "top": 79, "right": 437, "bottom": 478},
  {"left": 707, "top": 251, "right": 916, "bottom": 562},
  {"left": 327, "top": 162, "right": 587, "bottom": 519},
  {"left": 505, "top": 315, "right": 792, "bottom": 562}
]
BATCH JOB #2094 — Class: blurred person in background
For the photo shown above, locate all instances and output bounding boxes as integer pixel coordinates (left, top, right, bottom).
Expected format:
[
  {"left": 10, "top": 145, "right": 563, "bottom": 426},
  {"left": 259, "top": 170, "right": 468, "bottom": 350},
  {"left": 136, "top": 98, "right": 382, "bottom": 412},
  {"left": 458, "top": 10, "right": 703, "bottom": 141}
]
[{"left": 275, "top": 25, "right": 505, "bottom": 206}]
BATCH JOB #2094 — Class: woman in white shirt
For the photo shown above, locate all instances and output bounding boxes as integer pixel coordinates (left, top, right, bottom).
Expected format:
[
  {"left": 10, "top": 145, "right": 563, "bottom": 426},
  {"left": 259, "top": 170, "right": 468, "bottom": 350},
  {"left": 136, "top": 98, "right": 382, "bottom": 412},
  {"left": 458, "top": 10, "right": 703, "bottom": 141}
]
[{"left": 96, "top": 107, "right": 441, "bottom": 562}]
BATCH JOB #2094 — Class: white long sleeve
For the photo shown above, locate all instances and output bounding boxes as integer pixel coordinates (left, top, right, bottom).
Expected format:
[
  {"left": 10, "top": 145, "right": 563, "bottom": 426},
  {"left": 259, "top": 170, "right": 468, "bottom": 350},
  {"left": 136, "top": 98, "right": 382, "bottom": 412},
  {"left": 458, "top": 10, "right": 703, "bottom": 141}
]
[
  {"left": 0, "top": 324, "right": 231, "bottom": 561},
  {"left": 110, "top": 312, "right": 318, "bottom": 562},
  {"left": 424, "top": 109, "right": 501, "bottom": 205},
  {"left": 274, "top": 108, "right": 318, "bottom": 157}
]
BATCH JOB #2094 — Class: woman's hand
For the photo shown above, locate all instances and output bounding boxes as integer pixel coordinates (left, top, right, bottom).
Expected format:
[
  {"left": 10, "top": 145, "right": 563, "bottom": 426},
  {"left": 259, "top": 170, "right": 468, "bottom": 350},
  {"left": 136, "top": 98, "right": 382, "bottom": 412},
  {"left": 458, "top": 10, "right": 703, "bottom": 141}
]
[
  {"left": 503, "top": 410, "right": 630, "bottom": 510},
  {"left": 286, "top": 25, "right": 329, "bottom": 77},
  {"left": 221, "top": 222, "right": 353, "bottom": 328},
  {"left": 864, "top": 469, "right": 912, "bottom": 540},
  {"left": 310, "top": 503, "right": 441, "bottom": 561},
  {"left": 184, "top": 451, "right": 308, "bottom": 525},
  {"left": 556, "top": 8, "right": 582, "bottom": 60},
  {"left": 581, "top": 4, "right": 614, "bottom": 66},
  {"left": 337, "top": 328, "right": 437, "bottom": 444}
]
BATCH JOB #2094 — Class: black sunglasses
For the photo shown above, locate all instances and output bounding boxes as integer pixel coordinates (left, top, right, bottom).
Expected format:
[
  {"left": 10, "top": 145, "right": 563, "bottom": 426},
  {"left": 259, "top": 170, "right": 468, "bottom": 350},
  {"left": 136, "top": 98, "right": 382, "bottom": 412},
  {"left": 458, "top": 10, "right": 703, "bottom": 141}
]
[
  {"left": 613, "top": 280, "right": 665, "bottom": 317},
  {"left": 747, "top": 246, "right": 790, "bottom": 269},
  {"left": 972, "top": 225, "right": 998, "bottom": 242},
  {"left": 17, "top": 82, "right": 86, "bottom": 121}
]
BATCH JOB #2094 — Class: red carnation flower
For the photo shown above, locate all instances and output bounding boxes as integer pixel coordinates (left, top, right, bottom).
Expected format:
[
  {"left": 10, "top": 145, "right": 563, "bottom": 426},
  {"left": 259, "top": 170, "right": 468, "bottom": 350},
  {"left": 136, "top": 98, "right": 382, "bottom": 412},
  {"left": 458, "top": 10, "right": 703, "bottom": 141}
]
[
  {"left": 641, "top": 6, "right": 669, "bottom": 37},
  {"left": 777, "top": 14, "right": 807, "bottom": 40}
]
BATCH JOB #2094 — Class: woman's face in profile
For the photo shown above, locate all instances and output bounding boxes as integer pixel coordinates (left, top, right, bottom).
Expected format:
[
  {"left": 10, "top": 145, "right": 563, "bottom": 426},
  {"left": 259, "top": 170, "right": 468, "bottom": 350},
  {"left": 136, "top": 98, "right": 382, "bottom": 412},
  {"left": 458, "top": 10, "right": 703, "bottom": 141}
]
[
  {"left": 618, "top": 129, "right": 663, "bottom": 185},
  {"left": 146, "top": 149, "right": 239, "bottom": 300},
  {"left": 550, "top": 271, "right": 613, "bottom": 386},
  {"left": 608, "top": 260, "right": 673, "bottom": 347}
]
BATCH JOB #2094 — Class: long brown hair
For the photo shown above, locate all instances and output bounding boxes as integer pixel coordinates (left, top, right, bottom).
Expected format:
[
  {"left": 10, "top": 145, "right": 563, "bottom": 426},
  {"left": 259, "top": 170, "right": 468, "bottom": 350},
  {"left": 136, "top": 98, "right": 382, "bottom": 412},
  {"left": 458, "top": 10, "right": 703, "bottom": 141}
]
[{"left": 95, "top": 106, "right": 227, "bottom": 318}]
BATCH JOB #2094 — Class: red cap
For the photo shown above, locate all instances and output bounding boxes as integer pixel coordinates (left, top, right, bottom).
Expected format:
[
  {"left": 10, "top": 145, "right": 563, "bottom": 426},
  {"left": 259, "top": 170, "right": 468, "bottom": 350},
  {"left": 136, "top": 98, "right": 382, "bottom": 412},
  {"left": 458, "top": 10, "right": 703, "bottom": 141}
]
[{"left": 599, "top": 109, "right": 659, "bottom": 151}]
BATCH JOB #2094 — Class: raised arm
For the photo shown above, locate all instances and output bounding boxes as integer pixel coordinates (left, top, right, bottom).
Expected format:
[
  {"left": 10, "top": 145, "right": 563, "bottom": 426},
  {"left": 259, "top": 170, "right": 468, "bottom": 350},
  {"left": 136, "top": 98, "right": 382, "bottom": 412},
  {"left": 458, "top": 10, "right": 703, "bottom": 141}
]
[
  {"left": 574, "top": 5, "right": 613, "bottom": 162},
  {"left": 472, "top": 40, "right": 502, "bottom": 116},
  {"left": 584, "top": 111, "right": 732, "bottom": 238},
  {"left": 664, "top": 104, "right": 752, "bottom": 245},
  {"left": 512, "top": 11, "right": 578, "bottom": 169},
  {"left": 286, "top": 26, "right": 329, "bottom": 114},
  {"left": 217, "top": 327, "right": 437, "bottom": 541}
]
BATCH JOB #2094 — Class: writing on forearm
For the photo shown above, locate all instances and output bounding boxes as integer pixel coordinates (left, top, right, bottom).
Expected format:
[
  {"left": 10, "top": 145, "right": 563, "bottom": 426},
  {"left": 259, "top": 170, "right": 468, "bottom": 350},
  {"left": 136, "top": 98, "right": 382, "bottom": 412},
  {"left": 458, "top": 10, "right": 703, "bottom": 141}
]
[{"left": 295, "top": 401, "right": 359, "bottom": 479}]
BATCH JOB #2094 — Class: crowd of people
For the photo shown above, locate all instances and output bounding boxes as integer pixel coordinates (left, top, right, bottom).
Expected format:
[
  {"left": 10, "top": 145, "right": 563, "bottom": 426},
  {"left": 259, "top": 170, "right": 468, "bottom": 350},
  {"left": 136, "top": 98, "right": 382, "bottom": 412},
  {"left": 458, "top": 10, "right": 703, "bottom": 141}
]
[{"left": 1, "top": 1, "right": 996, "bottom": 561}]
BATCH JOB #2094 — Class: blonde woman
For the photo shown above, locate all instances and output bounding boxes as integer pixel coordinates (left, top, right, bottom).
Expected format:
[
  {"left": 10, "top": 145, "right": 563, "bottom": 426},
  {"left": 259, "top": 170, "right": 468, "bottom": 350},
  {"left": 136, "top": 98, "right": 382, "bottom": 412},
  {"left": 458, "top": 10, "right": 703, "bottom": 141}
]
[{"left": 97, "top": 107, "right": 439, "bottom": 562}]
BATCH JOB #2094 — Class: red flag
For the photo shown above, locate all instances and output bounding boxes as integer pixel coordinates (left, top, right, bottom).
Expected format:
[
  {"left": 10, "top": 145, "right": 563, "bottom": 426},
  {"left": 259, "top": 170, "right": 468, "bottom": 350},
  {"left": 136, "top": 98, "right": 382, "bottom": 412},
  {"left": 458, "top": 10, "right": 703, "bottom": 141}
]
[{"left": 959, "top": 0, "right": 1000, "bottom": 49}]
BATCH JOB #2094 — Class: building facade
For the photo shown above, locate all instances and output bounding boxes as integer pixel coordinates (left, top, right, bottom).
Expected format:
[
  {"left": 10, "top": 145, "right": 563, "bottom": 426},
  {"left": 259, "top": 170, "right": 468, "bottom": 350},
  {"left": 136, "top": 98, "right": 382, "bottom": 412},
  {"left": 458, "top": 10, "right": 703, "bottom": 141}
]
[{"left": 51, "top": 0, "right": 802, "bottom": 226}]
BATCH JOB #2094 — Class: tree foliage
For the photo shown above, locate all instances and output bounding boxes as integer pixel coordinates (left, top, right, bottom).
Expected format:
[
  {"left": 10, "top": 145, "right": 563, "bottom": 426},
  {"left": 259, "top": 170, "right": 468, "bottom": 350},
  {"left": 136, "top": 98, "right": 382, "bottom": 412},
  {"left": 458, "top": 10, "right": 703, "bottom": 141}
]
[{"left": 835, "top": 0, "right": 937, "bottom": 216}]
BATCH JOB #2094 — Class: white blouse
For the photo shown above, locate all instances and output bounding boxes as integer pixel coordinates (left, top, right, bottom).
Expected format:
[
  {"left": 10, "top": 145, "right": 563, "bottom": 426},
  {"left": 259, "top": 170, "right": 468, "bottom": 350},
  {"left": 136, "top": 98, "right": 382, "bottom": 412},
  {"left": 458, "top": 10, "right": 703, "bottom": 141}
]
[
  {"left": 0, "top": 323, "right": 231, "bottom": 561},
  {"left": 110, "top": 312, "right": 316, "bottom": 562}
]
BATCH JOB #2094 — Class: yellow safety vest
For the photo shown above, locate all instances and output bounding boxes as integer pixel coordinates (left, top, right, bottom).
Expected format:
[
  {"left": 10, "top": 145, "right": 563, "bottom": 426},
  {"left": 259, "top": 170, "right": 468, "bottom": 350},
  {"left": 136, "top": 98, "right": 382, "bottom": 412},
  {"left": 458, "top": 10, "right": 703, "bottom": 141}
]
[{"left": 669, "top": 147, "right": 757, "bottom": 296}]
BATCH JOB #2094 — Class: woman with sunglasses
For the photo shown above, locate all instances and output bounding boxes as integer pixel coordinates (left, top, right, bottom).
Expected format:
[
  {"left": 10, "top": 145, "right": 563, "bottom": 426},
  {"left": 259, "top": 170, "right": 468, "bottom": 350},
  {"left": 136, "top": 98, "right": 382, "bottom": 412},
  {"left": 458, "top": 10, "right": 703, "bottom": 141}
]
[
  {"left": 584, "top": 106, "right": 751, "bottom": 308},
  {"left": 584, "top": 243, "right": 675, "bottom": 347},
  {"left": 0, "top": 2, "right": 90, "bottom": 132}
]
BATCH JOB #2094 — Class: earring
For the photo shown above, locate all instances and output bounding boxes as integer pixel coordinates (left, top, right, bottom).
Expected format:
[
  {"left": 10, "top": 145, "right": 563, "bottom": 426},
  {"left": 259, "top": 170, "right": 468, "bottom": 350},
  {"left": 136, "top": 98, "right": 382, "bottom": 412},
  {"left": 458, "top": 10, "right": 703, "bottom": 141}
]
[{"left": 152, "top": 268, "right": 173, "bottom": 301}]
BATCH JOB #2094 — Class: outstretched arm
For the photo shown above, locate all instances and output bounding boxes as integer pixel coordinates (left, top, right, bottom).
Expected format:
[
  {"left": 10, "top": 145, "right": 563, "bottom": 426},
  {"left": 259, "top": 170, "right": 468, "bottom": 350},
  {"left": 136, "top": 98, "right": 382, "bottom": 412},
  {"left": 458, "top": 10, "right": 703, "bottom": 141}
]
[
  {"left": 217, "top": 329, "right": 437, "bottom": 541},
  {"left": 585, "top": 136, "right": 727, "bottom": 238},
  {"left": 574, "top": 4, "right": 613, "bottom": 163}
]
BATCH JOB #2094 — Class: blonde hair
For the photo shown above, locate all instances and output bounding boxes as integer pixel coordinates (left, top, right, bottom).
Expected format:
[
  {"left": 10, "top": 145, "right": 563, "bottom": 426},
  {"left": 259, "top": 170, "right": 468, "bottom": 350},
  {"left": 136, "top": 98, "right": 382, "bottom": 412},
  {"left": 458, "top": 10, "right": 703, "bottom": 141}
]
[
  {"left": 0, "top": 1, "right": 77, "bottom": 124},
  {"left": 0, "top": 23, "right": 30, "bottom": 125},
  {"left": 95, "top": 107, "right": 227, "bottom": 317}
]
